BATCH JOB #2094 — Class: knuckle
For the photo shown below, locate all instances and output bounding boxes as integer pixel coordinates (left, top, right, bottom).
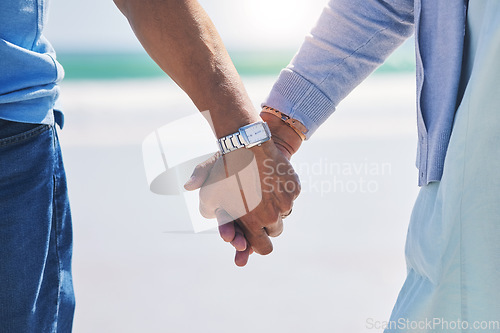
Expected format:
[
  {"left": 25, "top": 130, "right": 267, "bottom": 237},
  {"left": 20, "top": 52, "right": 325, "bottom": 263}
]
[
  {"left": 294, "top": 172, "right": 301, "bottom": 186},
  {"left": 240, "top": 214, "right": 260, "bottom": 232},
  {"left": 290, "top": 174, "right": 301, "bottom": 198},
  {"left": 281, "top": 200, "right": 293, "bottom": 215},
  {"left": 270, "top": 227, "right": 283, "bottom": 238},
  {"left": 262, "top": 204, "right": 279, "bottom": 225},
  {"left": 199, "top": 187, "right": 210, "bottom": 202},
  {"left": 194, "top": 163, "right": 204, "bottom": 173},
  {"left": 258, "top": 242, "right": 273, "bottom": 255},
  {"left": 199, "top": 205, "right": 212, "bottom": 219},
  {"left": 278, "top": 189, "right": 294, "bottom": 209}
]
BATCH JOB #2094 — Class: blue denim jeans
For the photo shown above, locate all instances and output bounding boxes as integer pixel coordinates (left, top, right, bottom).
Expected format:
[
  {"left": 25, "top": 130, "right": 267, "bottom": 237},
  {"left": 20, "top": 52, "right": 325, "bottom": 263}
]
[{"left": 0, "top": 119, "right": 74, "bottom": 332}]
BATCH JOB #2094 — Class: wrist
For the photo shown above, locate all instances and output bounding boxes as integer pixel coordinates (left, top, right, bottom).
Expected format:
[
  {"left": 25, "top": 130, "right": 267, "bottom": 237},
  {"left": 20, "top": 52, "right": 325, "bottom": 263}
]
[
  {"left": 260, "top": 112, "right": 302, "bottom": 158},
  {"left": 211, "top": 106, "right": 261, "bottom": 139},
  {"left": 261, "top": 106, "right": 307, "bottom": 140},
  {"left": 217, "top": 120, "right": 272, "bottom": 155}
]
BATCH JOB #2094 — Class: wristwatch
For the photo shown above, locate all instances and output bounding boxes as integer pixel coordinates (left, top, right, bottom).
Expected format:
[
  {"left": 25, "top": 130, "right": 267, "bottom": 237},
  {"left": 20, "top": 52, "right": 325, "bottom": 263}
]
[{"left": 217, "top": 121, "right": 272, "bottom": 155}]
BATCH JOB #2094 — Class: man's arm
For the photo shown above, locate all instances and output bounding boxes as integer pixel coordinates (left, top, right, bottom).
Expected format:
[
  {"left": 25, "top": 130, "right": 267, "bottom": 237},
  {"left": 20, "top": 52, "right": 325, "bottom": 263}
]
[
  {"left": 113, "top": 0, "right": 301, "bottom": 262},
  {"left": 113, "top": 0, "right": 257, "bottom": 136}
]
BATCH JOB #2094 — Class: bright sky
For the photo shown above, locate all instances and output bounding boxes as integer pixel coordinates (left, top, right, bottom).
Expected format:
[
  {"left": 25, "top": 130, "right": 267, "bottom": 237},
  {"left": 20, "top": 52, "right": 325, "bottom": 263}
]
[{"left": 44, "top": 0, "right": 328, "bottom": 53}]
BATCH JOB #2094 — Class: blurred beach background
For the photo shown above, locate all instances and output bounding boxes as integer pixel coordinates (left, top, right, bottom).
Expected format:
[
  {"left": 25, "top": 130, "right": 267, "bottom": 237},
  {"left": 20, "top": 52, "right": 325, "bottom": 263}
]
[{"left": 45, "top": 0, "right": 420, "bottom": 332}]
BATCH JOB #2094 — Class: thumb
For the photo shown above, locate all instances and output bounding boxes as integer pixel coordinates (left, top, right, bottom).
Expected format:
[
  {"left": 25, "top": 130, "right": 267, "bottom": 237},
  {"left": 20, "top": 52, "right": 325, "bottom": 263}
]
[{"left": 184, "top": 152, "right": 220, "bottom": 191}]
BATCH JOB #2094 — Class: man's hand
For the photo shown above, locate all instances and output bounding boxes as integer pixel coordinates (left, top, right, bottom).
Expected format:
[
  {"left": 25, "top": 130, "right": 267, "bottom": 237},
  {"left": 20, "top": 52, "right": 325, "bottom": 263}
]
[
  {"left": 185, "top": 139, "right": 299, "bottom": 264},
  {"left": 185, "top": 115, "right": 303, "bottom": 266}
]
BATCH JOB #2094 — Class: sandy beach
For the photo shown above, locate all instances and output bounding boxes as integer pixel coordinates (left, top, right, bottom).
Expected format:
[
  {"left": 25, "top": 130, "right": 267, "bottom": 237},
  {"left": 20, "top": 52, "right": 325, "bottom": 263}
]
[{"left": 58, "top": 73, "right": 420, "bottom": 333}]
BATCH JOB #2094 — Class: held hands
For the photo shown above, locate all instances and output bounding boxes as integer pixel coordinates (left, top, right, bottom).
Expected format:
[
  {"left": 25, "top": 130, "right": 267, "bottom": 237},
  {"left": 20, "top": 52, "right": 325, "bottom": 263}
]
[
  {"left": 184, "top": 137, "right": 300, "bottom": 266},
  {"left": 114, "top": 0, "right": 303, "bottom": 265}
]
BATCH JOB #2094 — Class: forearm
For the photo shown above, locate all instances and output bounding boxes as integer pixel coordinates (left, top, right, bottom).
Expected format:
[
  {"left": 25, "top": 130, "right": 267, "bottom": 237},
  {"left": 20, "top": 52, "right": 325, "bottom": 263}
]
[
  {"left": 264, "top": 0, "right": 415, "bottom": 138},
  {"left": 114, "top": 0, "right": 259, "bottom": 137}
]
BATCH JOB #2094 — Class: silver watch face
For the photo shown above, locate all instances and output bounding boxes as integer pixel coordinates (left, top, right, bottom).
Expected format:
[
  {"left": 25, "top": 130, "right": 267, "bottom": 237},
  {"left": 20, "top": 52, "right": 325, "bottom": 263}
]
[{"left": 244, "top": 123, "right": 268, "bottom": 143}]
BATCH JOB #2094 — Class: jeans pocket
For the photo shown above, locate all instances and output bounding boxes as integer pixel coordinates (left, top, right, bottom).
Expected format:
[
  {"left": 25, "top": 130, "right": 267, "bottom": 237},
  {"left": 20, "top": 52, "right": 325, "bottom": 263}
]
[{"left": 0, "top": 119, "right": 51, "bottom": 148}]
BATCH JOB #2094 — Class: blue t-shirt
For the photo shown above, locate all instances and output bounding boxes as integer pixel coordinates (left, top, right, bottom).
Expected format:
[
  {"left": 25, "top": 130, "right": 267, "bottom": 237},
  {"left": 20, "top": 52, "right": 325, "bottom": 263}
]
[{"left": 0, "top": 0, "right": 64, "bottom": 126}]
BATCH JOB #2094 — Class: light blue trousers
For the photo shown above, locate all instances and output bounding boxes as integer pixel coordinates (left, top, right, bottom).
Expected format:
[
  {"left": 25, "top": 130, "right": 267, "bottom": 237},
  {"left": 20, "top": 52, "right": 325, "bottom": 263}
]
[{"left": 386, "top": 2, "right": 500, "bottom": 332}]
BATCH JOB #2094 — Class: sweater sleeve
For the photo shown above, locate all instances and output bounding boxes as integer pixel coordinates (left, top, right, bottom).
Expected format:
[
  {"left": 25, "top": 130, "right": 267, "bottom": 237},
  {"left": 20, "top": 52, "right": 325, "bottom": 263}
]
[{"left": 262, "top": 0, "right": 415, "bottom": 138}]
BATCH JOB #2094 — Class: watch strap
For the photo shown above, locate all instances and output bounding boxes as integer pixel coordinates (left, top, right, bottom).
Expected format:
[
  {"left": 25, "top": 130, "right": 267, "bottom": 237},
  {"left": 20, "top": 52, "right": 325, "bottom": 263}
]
[{"left": 218, "top": 132, "right": 245, "bottom": 154}]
